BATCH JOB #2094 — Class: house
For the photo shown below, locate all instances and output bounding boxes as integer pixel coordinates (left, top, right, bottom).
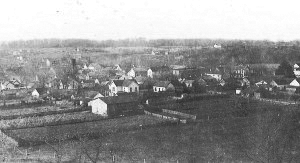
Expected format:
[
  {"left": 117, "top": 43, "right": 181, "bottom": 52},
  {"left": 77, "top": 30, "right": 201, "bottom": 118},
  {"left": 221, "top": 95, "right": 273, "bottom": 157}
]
[
  {"left": 248, "top": 64, "right": 280, "bottom": 76},
  {"left": 290, "top": 79, "right": 300, "bottom": 87},
  {"left": 32, "top": 88, "right": 49, "bottom": 99},
  {"left": 122, "top": 79, "right": 139, "bottom": 93},
  {"left": 114, "top": 64, "right": 123, "bottom": 71},
  {"left": 108, "top": 80, "right": 124, "bottom": 96},
  {"left": 171, "top": 65, "right": 205, "bottom": 79},
  {"left": 31, "top": 89, "right": 39, "bottom": 98},
  {"left": 3, "top": 80, "right": 22, "bottom": 90},
  {"left": 147, "top": 68, "right": 153, "bottom": 78},
  {"left": 67, "top": 78, "right": 80, "bottom": 90},
  {"left": 127, "top": 68, "right": 136, "bottom": 78},
  {"left": 127, "top": 67, "right": 152, "bottom": 78},
  {"left": 150, "top": 66, "right": 171, "bottom": 78},
  {"left": 293, "top": 63, "right": 300, "bottom": 77},
  {"left": 196, "top": 78, "right": 207, "bottom": 86},
  {"left": 170, "top": 80, "right": 184, "bottom": 94},
  {"left": 134, "top": 76, "right": 147, "bottom": 85},
  {"left": 49, "top": 78, "right": 64, "bottom": 89},
  {"left": 89, "top": 95, "right": 139, "bottom": 117},
  {"left": 269, "top": 79, "right": 292, "bottom": 90},
  {"left": 255, "top": 80, "right": 268, "bottom": 86},
  {"left": 206, "top": 68, "right": 222, "bottom": 81},
  {"left": 171, "top": 65, "right": 187, "bottom": 76},
  {"left": 230, "top": 65, "right": 249, "bottom": 79},
  {"left": 153, "top": 81, "right": 175, "bottom": 92},
  {"left": 183, "top": 80, "right": 194, "bottom": 88},
  {"left": 93, "top": 93, "right": 104, "bottom": 99},
  {"left": 213, "top": 44, "right": 222, "bottom": 49}
]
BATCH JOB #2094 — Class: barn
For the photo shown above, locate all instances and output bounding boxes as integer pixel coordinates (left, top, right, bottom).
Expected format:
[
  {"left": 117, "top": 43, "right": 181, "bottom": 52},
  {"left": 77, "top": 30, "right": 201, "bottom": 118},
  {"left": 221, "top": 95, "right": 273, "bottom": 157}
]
[{"left": 89, "top": 95, "right": 139, "bottom": 117}]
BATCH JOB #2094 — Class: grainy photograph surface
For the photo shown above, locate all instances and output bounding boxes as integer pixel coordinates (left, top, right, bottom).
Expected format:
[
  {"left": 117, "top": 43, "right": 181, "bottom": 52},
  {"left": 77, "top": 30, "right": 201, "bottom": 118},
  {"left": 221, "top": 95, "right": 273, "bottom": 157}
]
[{"left": 0, "top": 0, "right": 300, "bottom": 162}]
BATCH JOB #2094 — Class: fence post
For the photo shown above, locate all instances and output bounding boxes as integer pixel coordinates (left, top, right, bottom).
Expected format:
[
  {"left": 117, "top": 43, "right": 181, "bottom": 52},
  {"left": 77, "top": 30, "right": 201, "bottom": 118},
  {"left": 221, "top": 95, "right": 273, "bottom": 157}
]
[{"left": 144, "top": 158, "right": 146, "bottom": 163}]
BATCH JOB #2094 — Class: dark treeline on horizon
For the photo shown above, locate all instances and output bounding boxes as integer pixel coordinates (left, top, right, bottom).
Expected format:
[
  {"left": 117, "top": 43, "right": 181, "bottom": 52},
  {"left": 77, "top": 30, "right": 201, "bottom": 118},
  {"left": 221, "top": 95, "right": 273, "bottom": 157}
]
[{"left": 2, "top": 38, "right": 300, "bottom": 49}]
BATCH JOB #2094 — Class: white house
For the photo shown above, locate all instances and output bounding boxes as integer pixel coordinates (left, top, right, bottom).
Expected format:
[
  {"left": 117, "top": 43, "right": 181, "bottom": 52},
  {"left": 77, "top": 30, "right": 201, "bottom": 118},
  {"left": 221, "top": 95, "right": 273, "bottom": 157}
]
[
  {"left": 183, "top": 80, "right": 194, "bottom": 88},
  {"left": 206, "top": 73, "right": 222, "bottom": 81},
  {"left": 293, "top": 63, "right": 300, "bottom": 77},
  {"left": 290, "top": 79, "right": 300, "bottom": 87},
  {"left": 147, "top": 68, "right": 153, "bottom": 78},
  {"left": 213, "top": 44, "right": 222, "bottom": 49},
  {"left": 127, "top": 68, "right": 135, "bottom": 78},
  {"left": 88, "top": 98, "right": 108, "bottom": 116},
  {"left": 95, "top": 79, "right": 100, "bottom": 84},
  {"left": 32, "top": 89, "right": 40, "bottom": 98},
  {"left": 153, "top": 81, "right": 175, "bottom": 92},
  {"left": 108, "top": 80, "right": 124, "bottom": 96},
  {"left": 255, "top": 80, "right": 268, "bottom": 86},
  {"left": 114, "top": 64, "right": 122, "bottom": 71}
]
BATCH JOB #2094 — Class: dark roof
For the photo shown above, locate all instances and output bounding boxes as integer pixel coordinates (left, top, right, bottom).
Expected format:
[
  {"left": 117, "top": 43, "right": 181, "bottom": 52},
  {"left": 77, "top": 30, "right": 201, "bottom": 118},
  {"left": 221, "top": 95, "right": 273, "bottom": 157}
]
[
  {"left": 35, "top": 88, "right": 48, "bottom": 95},
  {"left": 113, "top": 80, "right": 124, "bottom": 86},
  {"left": 150, "top": 66, "right": 170, "bottom": 72},
  {"left": 134, "top": 67, "right": 148, "bottom": 72},
  {"left": 273, "top": 78, "right": 293, "bottom": 85},
  {"left": 122, "top": 79, "right": 137, "bottom": 87},
  {"left": 99, "top": 95, "right": 138, "bottom": 104},
  {"left": 170, "top": 80, "right": 182, "bottom": 87},
  {"left": 154, "top": 81, "right": 171, "bottom": 87}
]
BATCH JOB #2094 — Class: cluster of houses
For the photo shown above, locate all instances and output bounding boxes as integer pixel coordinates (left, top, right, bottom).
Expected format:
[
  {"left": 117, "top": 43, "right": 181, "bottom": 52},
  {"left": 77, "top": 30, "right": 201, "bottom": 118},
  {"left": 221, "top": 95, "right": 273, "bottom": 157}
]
[{"left": 3, "top": 54, "right": 300, "bottom": 117}]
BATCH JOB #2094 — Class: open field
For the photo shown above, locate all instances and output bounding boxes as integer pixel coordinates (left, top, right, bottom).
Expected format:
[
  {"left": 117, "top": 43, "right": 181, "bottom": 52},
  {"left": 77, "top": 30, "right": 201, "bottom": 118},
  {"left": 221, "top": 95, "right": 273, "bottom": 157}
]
[
  {"left": 6, "top": 107, "right": 299, "bottom": 163},
  {"left": 152, "top": 97, "right": 290, "bottom": 120},
  {"left": 4, "top": 115, "right": 173, "bottom": 146}
]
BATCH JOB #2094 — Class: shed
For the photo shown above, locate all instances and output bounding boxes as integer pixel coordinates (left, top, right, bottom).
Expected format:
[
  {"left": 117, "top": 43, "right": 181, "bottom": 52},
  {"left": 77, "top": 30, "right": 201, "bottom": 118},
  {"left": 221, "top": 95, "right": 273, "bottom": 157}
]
[{"left": 90, "top": 95, "right": 139, "bottom": 117}]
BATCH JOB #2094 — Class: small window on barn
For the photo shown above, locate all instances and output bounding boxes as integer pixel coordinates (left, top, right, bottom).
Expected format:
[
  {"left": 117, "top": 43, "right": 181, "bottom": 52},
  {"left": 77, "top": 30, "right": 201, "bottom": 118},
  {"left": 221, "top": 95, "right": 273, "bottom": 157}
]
[
  {"left": 155, "top": 87, "right": 157, "bottom": 91},
  {"left": 135, "top": 87, "right": 137, "bottom": 92},
  {"left": 130, "top": 87, "right": 132, "bottom": 92},
  {"left": 112, "top": 87, "right": 115, "bottom": 92}
]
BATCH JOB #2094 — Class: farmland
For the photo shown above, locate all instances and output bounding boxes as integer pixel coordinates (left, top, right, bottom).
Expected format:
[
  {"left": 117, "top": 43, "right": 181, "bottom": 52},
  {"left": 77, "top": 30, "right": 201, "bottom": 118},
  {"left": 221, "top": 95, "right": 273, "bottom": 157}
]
[
  {"left": 0, "top": 105, "right": 75, "bottom": 117},
  {"left": 0, "top": 111, "right": 106, "bottom": 130},
  {"left": 8, "top": 104, "right": 300, "bottom": 163},
  {"left": 0, "top": 105, "right": 89, "bottom": 120},
  {"left": 4, "top": 115, "right": 174, "bottom": 145}
]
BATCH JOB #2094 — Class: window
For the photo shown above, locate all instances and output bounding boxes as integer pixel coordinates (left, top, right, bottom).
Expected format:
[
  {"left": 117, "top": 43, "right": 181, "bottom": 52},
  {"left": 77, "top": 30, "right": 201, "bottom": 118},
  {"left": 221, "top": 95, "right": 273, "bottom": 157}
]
[
  {"left": 155, "top": 87, "right": 157, "bottom": 92},
  {"left": 130, "top": 87, "right": 132, "bottom": 92},
  {"left": 112, "top": 87, "right": 115, "bottom": 92},
  {"left": 135, "top": 87, "right": 138, "bottom": 92}
]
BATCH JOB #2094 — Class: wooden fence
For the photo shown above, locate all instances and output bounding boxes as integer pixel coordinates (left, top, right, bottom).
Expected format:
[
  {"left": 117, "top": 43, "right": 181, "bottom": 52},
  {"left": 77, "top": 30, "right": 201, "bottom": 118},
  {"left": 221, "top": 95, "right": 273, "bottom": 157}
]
[
  {"left": 162, "top": 109, "right": 196, "bottom": 120},
  {"left": 144, "top": 110, "right": 187, "bottom": 123}
]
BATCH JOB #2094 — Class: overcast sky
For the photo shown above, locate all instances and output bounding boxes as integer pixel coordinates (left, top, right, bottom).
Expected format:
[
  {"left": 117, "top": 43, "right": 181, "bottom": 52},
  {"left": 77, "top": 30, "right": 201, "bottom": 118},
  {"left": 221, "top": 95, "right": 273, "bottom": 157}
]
[{"left": 0, "top": 0, "right": 299, "bottom": 42}]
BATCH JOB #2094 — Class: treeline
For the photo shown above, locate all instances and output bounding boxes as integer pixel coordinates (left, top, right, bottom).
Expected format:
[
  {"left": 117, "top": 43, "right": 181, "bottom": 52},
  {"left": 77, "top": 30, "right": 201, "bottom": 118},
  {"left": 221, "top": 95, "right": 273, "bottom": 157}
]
[{"left": 3, "top": 38, "right": 300, "bottom": 49}]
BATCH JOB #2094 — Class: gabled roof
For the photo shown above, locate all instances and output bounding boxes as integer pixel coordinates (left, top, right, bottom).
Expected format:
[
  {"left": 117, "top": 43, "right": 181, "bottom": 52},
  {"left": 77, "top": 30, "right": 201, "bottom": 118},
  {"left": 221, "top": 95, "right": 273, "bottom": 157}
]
[
  {"left": 134, "top": 76, "right": 147, "bottom": 84},
  {"left": 35, "top": 88, "right": 48, "bottom": 95},
  {"left": 134, "top": 67, "right": 148, "bottom": 72},
  {"left": 122, "top": 79, "right": 137, "bottom": 87},
  {"left": 150, "top": 65, "right": 170, "bottom": 72},
  {"left": 272, "top": 78, "right": 293, "bottom": 85},
  {"left": 99, "top": 95, "right": 138, "bottom": 104},
  {"left": 183, "top": 80, "right": 194, "bottom": 85},
  {"left": 154, "top": 81, "right": 171, "bottom": 87},
  {"left": 170, "top": 65, "right": 186, "bottom": 70},
  {"left": 112, "top": 80, "right": 124, "bottom": 87}
]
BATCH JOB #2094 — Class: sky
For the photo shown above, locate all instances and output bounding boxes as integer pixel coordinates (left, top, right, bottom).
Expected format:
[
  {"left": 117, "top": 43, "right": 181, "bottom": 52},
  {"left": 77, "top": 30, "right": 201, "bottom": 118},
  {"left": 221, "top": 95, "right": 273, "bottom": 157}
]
[{"left": 0, "top": 0, "right": 300, "bottom": 42}]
